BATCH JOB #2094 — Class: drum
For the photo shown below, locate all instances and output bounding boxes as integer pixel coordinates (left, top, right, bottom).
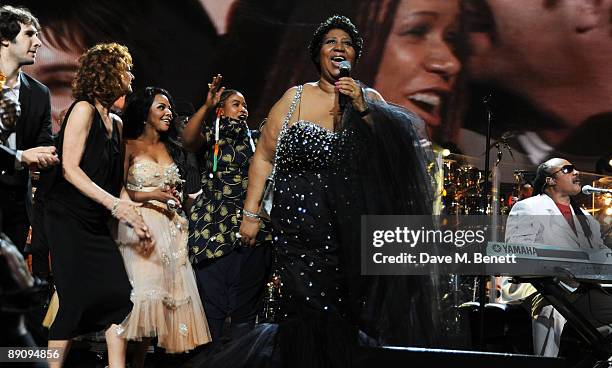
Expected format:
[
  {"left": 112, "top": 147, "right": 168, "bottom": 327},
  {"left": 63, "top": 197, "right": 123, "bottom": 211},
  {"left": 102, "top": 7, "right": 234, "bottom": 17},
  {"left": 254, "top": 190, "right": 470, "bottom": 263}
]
[
  {"left": 442, "top": 162, "right": 487, "bottom": 215},
  {"left": 461, "top": 195, "right": 486, "bottom": 215}
]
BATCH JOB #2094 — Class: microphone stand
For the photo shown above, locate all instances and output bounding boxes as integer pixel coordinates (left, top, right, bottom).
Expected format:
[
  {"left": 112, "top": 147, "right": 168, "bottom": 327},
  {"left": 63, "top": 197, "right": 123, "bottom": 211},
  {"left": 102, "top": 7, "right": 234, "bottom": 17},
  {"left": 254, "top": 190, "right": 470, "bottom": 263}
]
[{"left": 478, "top": 92, "right": 494, "bottom": 350}]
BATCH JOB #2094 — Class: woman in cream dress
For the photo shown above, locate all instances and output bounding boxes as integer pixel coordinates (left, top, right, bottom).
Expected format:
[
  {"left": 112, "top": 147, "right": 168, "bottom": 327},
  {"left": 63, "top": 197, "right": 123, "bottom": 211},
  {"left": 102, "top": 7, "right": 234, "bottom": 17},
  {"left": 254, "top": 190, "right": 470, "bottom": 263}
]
[{"left": 117, "top": 87, "right": 210, "bottom": 364}]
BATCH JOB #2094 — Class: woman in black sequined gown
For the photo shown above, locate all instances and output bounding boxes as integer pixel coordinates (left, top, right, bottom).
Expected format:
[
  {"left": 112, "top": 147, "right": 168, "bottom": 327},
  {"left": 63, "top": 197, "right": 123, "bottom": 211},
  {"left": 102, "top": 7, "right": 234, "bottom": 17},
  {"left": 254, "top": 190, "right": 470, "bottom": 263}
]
[
  {"left": 188, "top": 15, "right": 442, "bottom": 368},
  {"left": 236, "top": 16, "right": 393, "bottom": 367},
  {"left": 259, "top": 87, "right": 355, "bottom": 320},
  {"left": 239, "top": 15, "right": 387, "bottom": 319}
]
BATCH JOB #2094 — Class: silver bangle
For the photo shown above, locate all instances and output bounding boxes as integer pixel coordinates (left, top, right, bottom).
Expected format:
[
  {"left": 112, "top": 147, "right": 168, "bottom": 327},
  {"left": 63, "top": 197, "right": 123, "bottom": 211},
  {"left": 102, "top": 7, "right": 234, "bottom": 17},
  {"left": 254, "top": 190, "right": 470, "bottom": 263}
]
[
  {"left": 242, "top": 208, "right": 260, "bottom": 220},
  {"left": 110, "top": 198, "right": 120, "bottom": 218}
]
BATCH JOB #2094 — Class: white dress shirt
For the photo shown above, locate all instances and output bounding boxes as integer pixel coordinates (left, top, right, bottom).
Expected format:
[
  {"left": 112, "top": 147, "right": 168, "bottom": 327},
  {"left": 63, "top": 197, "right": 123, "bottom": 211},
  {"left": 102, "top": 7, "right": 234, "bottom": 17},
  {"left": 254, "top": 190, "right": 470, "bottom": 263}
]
[{"left": 0, "top": 73, "right": 23, "bottom": 167}]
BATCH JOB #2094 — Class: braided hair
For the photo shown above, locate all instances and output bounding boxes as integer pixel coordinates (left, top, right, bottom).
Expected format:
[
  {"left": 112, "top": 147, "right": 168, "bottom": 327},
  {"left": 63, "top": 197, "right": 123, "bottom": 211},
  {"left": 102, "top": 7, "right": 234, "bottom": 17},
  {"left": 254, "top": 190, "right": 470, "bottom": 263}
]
[
  {"left": 533, "top": 161, "right": 592, "bottom": 240},
  {"left": 216, "top": 89, "right": 240, "bottom": 111}
]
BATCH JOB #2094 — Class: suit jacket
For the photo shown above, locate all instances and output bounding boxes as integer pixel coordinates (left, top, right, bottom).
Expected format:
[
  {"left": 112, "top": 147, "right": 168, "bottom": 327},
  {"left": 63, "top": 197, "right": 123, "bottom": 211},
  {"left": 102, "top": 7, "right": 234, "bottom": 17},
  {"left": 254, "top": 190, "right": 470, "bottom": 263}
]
[
  {"left": 0, "top": 145, "right": 17, "bottom": 173},
  {"left": 501, "top": 193, "right": 606, "bottom": 302},
  {"left": 0, "top": 73, "right": 53, "bottom": 188},
  {"left": 500, "top": 194, "right": 606, "bottom": 356}
]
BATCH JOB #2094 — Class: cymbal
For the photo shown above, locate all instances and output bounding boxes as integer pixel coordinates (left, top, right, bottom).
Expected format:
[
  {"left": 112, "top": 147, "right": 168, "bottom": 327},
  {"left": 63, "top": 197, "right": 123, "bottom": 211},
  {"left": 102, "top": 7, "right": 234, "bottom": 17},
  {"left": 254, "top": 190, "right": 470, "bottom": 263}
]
[{"left": 596, "top": 177, "right": 612, "bottom": 185}]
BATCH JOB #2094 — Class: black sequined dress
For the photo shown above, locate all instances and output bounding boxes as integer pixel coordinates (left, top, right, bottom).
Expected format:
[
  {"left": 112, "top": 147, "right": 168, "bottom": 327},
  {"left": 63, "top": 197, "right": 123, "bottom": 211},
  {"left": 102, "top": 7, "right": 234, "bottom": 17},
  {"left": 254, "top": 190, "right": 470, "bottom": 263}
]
[{"left": 272, "top": 119, "right": 350, "bottom": 319}]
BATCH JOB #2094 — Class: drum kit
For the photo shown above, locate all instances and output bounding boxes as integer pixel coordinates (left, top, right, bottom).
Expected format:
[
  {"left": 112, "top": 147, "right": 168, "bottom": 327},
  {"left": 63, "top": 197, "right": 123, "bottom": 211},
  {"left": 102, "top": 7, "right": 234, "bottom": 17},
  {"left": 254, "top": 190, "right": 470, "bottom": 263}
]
[
  {"left": 441, "top": 160, "right": 487, "bottom": 215},
  {"left": 440, "top": 163, "right": 539, "bottom": 309},
  {"left": 441, "top": 160, "right": 536, "bottom": 216}
]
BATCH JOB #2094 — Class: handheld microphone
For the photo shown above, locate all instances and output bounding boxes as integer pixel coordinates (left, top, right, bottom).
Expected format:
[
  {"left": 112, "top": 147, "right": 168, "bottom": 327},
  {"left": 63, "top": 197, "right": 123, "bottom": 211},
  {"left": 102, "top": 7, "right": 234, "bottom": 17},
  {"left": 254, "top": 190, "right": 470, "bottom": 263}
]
[
  {"left": 338, "top": 60, "right": 351, "bottom": 111},
  {"left": 338, "top": 60, "right": 351, "bottom": 77},
  {"left": 582, "top": 185, "right": 612, "bottom": 195}
]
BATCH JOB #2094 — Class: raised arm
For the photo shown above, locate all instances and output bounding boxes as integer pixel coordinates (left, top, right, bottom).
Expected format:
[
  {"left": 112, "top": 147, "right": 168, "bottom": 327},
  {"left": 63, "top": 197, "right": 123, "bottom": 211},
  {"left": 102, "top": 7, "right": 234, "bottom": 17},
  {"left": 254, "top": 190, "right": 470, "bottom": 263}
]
[
  {"left": 62, "top": 101, "right": 151, "bottom": 243},
  {"left": 182, "top": 74, "right": 225, "bottom": 152},
  {"left": 238, "top": 87, "right": 297, "bottom": 245}
]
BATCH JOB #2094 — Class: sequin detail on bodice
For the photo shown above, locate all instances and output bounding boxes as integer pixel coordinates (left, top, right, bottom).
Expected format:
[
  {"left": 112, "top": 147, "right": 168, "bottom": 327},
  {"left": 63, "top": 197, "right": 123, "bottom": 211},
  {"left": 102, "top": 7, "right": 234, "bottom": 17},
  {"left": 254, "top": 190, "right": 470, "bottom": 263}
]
[
  {"left": 126, "top": 160, "right": 181, "bottom": 192},
  {"left": 275, "top": 121, "right": 346, "bottom": 174}
]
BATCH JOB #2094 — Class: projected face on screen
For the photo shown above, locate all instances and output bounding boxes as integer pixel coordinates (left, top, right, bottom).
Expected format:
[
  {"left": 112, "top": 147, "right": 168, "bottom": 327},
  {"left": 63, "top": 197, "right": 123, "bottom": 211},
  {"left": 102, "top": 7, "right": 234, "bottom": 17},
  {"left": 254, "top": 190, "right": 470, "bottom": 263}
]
[
  {"left": 467, "top": 0, "right": 612, "bottom": 130},
  {"left": 374, "top": 0, "right": 461, "bottom": 136},
  {"left": 460, "top": 0, "right": 612, "bottom": 170}
]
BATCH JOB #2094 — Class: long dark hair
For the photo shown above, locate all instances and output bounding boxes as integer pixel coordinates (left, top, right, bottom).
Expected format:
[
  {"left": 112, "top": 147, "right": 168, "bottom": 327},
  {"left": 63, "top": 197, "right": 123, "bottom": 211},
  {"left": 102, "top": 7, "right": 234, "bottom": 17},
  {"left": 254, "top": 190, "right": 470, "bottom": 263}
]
[
  {"left": 533, "top": 162, "right": 592, "bottom": 240},
  {"left": 123, "top": 87, "right": 187, "bottom": 180}
]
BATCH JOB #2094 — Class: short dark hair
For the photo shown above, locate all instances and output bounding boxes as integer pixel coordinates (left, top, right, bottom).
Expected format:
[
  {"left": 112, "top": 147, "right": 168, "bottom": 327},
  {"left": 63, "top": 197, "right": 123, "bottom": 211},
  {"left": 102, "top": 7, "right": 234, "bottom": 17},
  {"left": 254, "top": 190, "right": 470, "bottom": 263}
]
[
  {"left": 308, "top": 15, "right": 363, "bottom": 72},
  {"left": 0, "top": 5, "right": 40, "bottom": 42}
]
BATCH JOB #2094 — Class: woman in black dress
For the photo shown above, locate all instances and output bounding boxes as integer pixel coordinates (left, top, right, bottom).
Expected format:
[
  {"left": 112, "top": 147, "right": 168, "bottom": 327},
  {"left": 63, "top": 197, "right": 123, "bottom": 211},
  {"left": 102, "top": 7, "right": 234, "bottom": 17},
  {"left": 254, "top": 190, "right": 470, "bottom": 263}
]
[
  {"left": 45, "top": 43, "right": 152, "bottom": 368},
  {"left": 235, "top": 15, "right": 441, "bottom": 367},
  {"left": 240, "top": 12, "right": 388, "bottom": 313}
]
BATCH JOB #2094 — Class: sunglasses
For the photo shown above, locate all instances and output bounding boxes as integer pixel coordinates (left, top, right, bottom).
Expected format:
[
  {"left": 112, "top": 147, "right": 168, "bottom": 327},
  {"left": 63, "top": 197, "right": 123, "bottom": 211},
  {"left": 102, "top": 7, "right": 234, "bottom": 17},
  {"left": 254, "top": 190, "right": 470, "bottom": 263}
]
[{"left": 550, "top": 164, "right": 576, "bottom": 176}]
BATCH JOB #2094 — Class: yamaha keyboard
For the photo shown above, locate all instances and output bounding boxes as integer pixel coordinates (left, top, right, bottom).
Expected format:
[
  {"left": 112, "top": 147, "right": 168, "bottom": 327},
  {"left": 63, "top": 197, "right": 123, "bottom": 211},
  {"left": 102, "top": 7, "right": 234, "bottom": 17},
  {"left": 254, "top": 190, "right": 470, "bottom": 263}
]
[{"left": 485, "top": 242, "right": 612, "bottom": 282}]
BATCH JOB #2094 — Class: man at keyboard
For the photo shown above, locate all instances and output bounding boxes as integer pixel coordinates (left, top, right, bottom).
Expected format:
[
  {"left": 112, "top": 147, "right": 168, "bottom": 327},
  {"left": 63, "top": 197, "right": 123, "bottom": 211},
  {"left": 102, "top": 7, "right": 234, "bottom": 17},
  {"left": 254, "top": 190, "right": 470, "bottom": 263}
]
[{"left": 502, "top": 157, "right": 610, "bottom": 357}]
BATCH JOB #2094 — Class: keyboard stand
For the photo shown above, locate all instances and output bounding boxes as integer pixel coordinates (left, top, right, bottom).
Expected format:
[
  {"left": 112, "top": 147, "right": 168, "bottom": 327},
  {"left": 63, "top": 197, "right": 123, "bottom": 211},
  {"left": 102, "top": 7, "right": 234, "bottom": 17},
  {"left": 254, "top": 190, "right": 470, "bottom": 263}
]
[{"left": 516, "top": 276, "right": 612, "bottom": 359}]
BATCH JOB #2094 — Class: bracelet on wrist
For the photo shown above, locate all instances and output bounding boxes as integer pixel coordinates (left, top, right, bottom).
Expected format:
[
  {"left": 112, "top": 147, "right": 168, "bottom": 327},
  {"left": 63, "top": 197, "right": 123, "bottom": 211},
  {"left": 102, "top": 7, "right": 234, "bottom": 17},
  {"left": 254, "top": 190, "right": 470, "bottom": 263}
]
[
  {"left": 357, "top": 107, "right": 371, "bottom": 117},
  {"left": 110, "top": 198, "right": 120, "bottom": 218},
  {"left": 242, "top": 208, "right": 260, "bottom": 220}
]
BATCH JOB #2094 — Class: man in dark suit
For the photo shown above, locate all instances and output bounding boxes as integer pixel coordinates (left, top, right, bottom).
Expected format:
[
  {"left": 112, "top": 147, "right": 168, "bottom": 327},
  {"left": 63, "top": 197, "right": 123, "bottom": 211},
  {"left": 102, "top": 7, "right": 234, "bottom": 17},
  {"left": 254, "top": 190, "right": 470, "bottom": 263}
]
[{"left": 1, "top": 5, "right": 58, "bottom": 252}]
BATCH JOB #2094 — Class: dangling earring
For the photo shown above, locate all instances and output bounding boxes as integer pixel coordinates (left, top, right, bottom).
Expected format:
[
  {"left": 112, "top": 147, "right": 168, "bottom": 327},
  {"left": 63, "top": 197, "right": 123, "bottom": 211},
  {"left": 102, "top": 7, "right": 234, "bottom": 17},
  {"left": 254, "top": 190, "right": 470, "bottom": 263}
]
[{"left": 143, "top": 121, "right": 147, "bottom": 125}]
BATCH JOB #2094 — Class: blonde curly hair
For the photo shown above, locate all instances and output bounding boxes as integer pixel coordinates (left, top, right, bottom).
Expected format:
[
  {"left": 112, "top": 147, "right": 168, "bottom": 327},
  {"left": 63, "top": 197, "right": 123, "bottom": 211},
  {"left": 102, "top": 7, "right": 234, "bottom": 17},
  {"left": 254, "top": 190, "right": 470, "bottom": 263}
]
[{"left": 72, "top": 43, "right": 133, "bottom": 106}]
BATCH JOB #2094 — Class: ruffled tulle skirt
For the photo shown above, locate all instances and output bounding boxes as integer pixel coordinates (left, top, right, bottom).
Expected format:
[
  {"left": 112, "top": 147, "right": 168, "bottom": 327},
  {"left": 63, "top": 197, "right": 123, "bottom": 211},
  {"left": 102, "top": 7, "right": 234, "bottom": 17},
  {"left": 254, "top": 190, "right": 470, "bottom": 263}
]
[{"left": 116, "top": 202, "right": 211, "bottom": 353}]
